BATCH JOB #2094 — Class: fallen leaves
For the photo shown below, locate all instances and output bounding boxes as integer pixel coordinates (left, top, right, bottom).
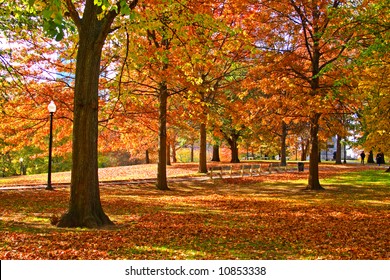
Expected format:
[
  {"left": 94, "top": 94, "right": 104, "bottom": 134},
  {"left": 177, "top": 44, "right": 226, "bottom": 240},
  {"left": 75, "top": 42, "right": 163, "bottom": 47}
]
[{"left": 0, "top": 164, "right": 389, "bottom": 260}]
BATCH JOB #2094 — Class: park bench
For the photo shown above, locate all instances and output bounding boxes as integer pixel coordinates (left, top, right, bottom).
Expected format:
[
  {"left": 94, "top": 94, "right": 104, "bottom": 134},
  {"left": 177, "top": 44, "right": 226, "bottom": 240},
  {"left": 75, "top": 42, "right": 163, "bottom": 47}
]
[
  {"left": 250, "top": 164, "right": 262, "bottom": 176},
  {"left": 209, "top": 165, "right": 233, "bottom": 179},
  {"left": 240, "top": 165, "right": 252, "bottom": 177},
  {"left": 267, "top": 162, "right": 282, "bottom": 173},
  {"left": 268, "top": 162, "right": 301, "bottom": 173},
  {"left": 241, "top": 164, "right": 263, "bottom": 177},
  {"left": 282, "top": 164, "right": 299, "bottom": 172}
]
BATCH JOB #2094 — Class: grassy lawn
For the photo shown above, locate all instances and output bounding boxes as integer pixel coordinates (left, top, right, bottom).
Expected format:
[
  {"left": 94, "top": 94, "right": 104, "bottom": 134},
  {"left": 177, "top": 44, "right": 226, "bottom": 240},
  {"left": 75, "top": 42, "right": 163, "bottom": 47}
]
[{"left": 0, "top": 164, "right": 389, "bottom": 260}]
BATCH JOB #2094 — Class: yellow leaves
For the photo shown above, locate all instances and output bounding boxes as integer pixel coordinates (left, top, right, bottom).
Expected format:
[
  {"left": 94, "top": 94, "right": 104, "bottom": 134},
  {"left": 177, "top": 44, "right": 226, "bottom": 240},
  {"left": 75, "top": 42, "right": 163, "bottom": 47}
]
[{"left": 186, "top": 77, "right": 204, "bottom": 86}]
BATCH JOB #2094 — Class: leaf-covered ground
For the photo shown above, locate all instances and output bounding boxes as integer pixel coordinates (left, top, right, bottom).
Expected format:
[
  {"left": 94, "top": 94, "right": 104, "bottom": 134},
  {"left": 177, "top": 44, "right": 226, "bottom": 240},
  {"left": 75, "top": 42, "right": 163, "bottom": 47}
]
[
  {"left": 0, "top": 163, "right": 389, "bottom": 259},
  {"left": 0, "top": 163, "right": 202, "bottom": 187},
  {"left": 0, "top": 162, "right": 382, "bottom": 187}
]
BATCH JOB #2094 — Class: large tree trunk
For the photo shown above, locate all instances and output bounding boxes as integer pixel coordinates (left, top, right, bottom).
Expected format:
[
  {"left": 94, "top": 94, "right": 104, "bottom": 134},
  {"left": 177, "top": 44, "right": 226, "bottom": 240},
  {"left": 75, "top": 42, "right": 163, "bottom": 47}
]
[
  {"left": 307, "top": 113, "right": 324, "bottom": 190},
  {"left": 211, "top": 144, "right": 221, "bottom": 162},
  {"left": 58, "top": 2, "right": 118, "bottom": 228},
  {"left": 156, "top": 83, "right": 169, "bottom": 190},
  {"left": 230, "top": 143, "right": 240, "bottom": 163},
  {"left": 228, "top": 134, "right": 240, "bottom": 163},
  {"left": 306, "top": 7, "right": 324, "bottom": 191},
  {"left": 198, "top": 122, "right": 208, "bottom": 173},
  {"left": 221, "top": 129, "right": 241, "bottom": 163}
]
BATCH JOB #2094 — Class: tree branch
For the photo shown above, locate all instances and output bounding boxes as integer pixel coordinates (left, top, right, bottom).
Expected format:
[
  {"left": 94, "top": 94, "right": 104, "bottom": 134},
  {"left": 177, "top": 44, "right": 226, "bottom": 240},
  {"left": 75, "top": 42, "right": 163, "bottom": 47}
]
[{"left": 64, "top": 0, "right": 82, "bottom": 31}]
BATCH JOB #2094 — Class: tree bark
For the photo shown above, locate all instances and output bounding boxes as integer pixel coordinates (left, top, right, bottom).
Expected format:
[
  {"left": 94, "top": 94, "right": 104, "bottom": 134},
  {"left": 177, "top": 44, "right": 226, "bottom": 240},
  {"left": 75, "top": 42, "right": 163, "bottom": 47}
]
[
  {"left": 343, "top": 141, "right": 347, "bottom": 163},
  {"left": 58, "top": 1, "right": 119, "bottom": 228},
  {"left": 368, "top": 150, "right": 375, "bottom": 163},
  {"left": 230, "top": 144, "right": 240, "bottom": 163},
  {"left": 221, "top": 129, "right": 241, "bottom": 163},
  {"left": 307, "top": 113, "right": 324, "bottom": 190},
  {"left": 335, "top": 134, "right": 342, "bottom": 164},
  {"left": 166, "top": 141, "right": 171, "bottom": 166},
  {"left": 280, "top": 121, "right": 288, "bottom": 166},
  {"left": 301, "top": 139, "right": 309, "bottom": 161},
  {"left": 145, "top": 150, "right": 150, "bottom": 164},
  {"left": 198, "top": 122, "right": 208, "bottom": 173},
  {"left": 190, "top": 143, "right": 194, "bottom": 162},
  {"left": 156, "top": 82, "right": 169, "bottom": 190},
  {"left": 171, "top": 136, "right": 177, "bottom": 163},
  {"left": 211, "top": 144, "right": 221, "bottom": 162},
  {"left": 228, "top": 134, "right": 240, "bottom": 163}
]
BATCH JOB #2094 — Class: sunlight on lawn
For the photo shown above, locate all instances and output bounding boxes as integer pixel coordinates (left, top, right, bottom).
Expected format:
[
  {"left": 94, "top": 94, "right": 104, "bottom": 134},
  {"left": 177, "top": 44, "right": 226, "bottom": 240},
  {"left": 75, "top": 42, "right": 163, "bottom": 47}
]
[{"left": 115, "top": 245, "right": 207, "bottom": 260}]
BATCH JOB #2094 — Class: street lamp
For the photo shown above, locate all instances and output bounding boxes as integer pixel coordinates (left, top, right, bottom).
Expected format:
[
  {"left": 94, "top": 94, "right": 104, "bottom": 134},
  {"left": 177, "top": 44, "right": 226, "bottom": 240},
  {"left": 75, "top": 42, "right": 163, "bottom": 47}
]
[{"left": 46, "top": 101, "right": 56, "bottom": 190}]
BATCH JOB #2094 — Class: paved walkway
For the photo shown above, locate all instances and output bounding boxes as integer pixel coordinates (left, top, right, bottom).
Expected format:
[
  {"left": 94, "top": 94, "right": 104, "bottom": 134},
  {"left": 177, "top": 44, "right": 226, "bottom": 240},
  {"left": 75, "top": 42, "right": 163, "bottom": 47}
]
[
  {"left": 0, "top": 162, "right": 385, "bottom": 191},
  {"left": 0, "top": 175, "right": 213, "bottom": 191}
]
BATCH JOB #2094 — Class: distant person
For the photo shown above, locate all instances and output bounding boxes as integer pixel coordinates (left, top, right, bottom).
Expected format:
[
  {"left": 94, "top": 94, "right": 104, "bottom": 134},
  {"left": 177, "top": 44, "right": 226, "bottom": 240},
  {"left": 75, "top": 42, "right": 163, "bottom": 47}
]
[
  {"left": 360, "top": 151, "right": 366, "bottom": 164},
  {"left": 376, "top": 152, "right": 383, "bottom": 166}
]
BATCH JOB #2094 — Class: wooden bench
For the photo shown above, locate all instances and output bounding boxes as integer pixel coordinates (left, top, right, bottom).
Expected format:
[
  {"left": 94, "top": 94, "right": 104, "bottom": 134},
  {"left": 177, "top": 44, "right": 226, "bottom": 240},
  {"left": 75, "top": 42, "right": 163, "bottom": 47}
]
[
  {"left": 241, "top": 164, "right": 262, "bottom": 177},
  {"left": 240, "top": 165, "right": 252, "bottom": 177},
  {"left": 268, "top": 162, "right": 300, "bottom": 173},
  {"left": 267, "top": 162, "right": 282, "bottom": 173},
  {"left": 209, "top": 165, "right": 232, "bottom": 179},
  {"left": 251, "top": 164, "right": 262, "bottom": 176},
  {"left": 283, "top": 164, "right": 298, "bottom": 172}
]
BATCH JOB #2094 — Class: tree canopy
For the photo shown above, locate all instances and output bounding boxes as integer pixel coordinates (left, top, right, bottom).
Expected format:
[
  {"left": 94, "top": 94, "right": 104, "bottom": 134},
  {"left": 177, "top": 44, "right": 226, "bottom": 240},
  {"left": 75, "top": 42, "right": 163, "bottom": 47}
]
[{"left": 0, "top": 0, "right": 388, "bottom": 227}]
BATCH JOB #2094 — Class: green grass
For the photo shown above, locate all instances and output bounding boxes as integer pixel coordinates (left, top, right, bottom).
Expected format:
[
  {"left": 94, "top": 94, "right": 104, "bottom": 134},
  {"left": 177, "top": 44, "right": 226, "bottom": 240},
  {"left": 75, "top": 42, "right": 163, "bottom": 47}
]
[{"left": 324, "top": 169, "right": 389, "bottom": 186}]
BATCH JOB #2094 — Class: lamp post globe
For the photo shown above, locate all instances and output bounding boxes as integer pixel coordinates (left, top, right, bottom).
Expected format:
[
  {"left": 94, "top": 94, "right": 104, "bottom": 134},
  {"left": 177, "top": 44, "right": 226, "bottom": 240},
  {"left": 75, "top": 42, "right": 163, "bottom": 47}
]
[
  {"left": 48, "top": 100, "right": 57, "bottom": 113},
  {"left": 46, "top": 101, "right": 56, "bottom": 190}
]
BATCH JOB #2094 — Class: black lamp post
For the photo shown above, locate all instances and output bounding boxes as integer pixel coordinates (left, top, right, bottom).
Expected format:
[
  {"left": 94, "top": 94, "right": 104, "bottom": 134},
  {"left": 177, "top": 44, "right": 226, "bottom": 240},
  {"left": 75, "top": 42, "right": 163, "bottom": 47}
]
[{"left": 46, "top": 101, "right": 56, "bottom": 191}]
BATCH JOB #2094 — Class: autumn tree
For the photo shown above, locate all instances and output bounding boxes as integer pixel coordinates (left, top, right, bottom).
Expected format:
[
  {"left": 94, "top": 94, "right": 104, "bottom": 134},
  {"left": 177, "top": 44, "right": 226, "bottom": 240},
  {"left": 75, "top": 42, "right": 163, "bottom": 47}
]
[
  {"left": 250, "top": 87, "right": 301, "bottom": 166},
  {"left": 59, "top": 0, "right": 141, "bottom": 227},
  {"left": 181, "top": 2, "right": 251, "bottom": 171},
  {"left": 210, "top": 81, "right": 254, "bottom": 163},
  {"left": 351, "top": 0, "right": 390, "bottom": 171},
  {"left": 249, "top": 0, "right": 367, "bottom": 190},
  {"left": 118, "top": 0, "right": 204, "bottom": 190},
  {"left": 3, "top": 0, "right": 140, "bottom": 228}
]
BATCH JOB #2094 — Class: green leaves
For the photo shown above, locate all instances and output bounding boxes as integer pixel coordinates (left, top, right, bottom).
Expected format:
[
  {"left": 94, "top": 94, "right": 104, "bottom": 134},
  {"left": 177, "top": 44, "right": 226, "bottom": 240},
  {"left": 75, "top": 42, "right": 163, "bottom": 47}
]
[
  {"left": 119, "top": 0, "right": 132, "bottom": 15},
  {"left": 42, "top": 16, "right": 64, "bottom": 40}
]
